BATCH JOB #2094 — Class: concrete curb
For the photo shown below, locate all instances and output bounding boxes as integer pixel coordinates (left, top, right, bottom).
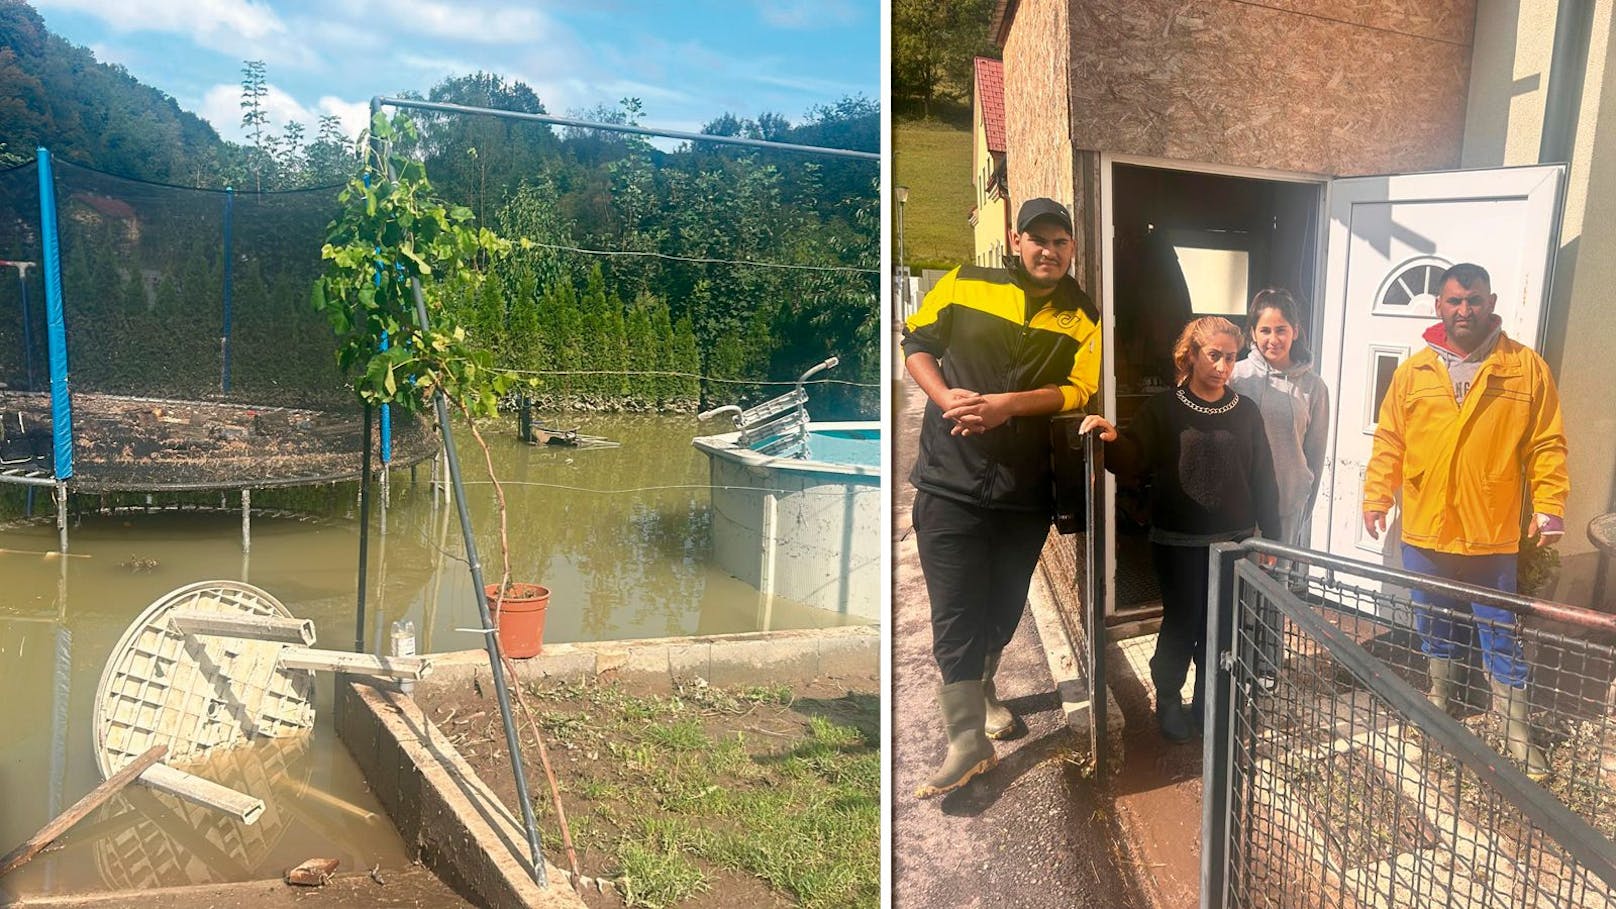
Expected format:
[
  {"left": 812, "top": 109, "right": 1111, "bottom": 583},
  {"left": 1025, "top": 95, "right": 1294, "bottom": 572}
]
[
  {"left": 333, "top": 625, "right": 877, "bottom": 909},
  {"left": 335, "top": 679, "right": 582, "bottom": 909},
  {"left": 425, "top": 624, "right": 879, "bottom": 689},
  {"left": 1026, "top": 559, "right": 1126, "bottom": 757}
]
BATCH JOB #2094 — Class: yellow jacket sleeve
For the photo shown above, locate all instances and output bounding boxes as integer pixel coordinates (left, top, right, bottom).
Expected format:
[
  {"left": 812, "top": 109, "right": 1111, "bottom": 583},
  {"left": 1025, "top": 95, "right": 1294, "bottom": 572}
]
[
  {"left": 901, "top": 269, "right": 958, "bottom": 360},
  {"left": 1059, "top": 322, "right": 1101, "bottom": 412}
]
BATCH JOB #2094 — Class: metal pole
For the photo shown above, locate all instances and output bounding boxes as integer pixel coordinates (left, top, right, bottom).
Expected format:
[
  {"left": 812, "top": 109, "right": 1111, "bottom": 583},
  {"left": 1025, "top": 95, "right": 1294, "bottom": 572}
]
[
  {"left": 1200, "top": 542, "right": 1246, "bottom": 909},
  {"left": 55, "top": 481, "right": 66, "bottom": 553},
  {"left": 375, "top": 96, "right": 879, "bottom": 161},
  {"left": 1082, "top": 430, "right": 1108, "bottom": 777},
  {"left": 412, "top": 275, "right": 547, "bottom": 885},
  {"left": 355, "top": 404, "right": 373, "bottom": 653},
  {"left": 240, "top": 488, "right": 250, "bottom": 553},
  {"left": 370, "top": 96, "right": 545, "bottom": 884},
  {"left": 221, "top": 187, "right": 234, "bottom": 394},
  {"left": 897, "top": 190, "right": 908, "bottom": 319}
]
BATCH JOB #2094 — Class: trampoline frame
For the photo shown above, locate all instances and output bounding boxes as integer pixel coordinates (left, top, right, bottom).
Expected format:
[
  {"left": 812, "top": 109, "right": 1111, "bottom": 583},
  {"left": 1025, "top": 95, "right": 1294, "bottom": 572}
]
[{"left": 0, "top": 149, "right": 438, "bottom": 552}]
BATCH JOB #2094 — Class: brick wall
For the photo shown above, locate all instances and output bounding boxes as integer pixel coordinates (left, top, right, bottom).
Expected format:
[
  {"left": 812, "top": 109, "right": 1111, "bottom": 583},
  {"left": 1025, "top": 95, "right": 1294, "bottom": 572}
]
[{"left": 1001, "top": 0, "right": 1083, "bottom": 275}]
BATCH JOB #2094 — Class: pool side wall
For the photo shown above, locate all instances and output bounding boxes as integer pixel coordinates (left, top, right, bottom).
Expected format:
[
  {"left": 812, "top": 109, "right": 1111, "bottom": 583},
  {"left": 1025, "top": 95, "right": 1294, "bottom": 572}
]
[{"left": 693, "top": 422, "right": 880, "bottom": 620}]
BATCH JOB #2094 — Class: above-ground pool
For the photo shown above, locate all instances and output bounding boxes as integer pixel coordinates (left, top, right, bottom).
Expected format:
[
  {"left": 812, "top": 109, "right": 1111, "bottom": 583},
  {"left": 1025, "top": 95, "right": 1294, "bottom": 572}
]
[{"left": 693, "top": 422, "right": 880, "bottom": 620}]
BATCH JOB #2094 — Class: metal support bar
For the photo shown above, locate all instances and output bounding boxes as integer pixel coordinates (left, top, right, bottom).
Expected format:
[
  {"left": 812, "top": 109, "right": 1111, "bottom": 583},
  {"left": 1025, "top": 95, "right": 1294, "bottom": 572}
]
[
  {"left": 375, "top": 96, "right": 879, "bottom": 161},
  {"left": 277, "top": 647, "right": 433, "bottom": 680},
  {"left": 1200, "top": 542, "right": 1245, "bottom": 909},
  {"left": 240, "top": 489, "right": 250, "bottom": 553},
  {"left": 370, "top": 98, "right": 545, "bottom": 883},
  {"left": 1245, "top": 538, "right": 1616, "bottom": 633},
  {"left": 167, "top": 610, "right": 315, "bottom": 646},
  {"left": 413, "top": 275, "right": 546, "bottom": 884},
  {"left": 356, "top": 404, "right": 373, "bottom": 653},
  {"left": 139, "top": 762, "right": 264, "bottom": 825},
  {"left": 1082, "top": 430, "right": 1108, "bottom": 777},
  {"left": 55, "top": 481, "right": 66, "bottom": 553}
]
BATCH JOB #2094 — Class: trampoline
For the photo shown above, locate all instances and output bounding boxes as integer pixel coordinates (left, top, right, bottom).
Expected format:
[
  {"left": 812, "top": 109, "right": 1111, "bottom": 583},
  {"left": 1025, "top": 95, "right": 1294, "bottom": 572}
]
[{"left": 0, "top": 152, "right": 437, "bottom": 543}]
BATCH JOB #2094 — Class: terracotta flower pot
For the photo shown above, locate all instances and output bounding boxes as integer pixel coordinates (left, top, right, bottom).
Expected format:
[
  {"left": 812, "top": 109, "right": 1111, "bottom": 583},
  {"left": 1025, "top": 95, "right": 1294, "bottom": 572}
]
[{"left": 486, "top": 583, "right": 550, "bottom": 658}]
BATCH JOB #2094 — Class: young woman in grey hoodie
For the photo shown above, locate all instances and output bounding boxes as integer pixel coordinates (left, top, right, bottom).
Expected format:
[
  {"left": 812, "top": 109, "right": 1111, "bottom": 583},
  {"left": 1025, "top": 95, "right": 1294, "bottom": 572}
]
[{"left": 1230, "top": 288, "right": 1331, "bottom": 549}]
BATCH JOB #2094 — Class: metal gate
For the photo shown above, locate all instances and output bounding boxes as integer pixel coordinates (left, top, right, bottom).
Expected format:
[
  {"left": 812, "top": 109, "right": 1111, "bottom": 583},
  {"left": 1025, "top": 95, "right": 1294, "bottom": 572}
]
[{"left": 1202, "top": 540, "right": 1616, "bottom": 908}]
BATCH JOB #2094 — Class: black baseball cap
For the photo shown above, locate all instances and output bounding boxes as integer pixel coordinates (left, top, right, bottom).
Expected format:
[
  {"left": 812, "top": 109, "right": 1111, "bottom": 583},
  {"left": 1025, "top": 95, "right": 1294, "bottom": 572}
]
[{"left": 1016, "top": 197, "right": 1073, "bottom": 234}]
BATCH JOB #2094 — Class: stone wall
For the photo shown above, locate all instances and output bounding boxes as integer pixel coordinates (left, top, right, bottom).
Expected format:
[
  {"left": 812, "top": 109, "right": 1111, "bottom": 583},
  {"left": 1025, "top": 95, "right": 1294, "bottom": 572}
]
[{"left": 1001, "top": 0, "right": 1083, "bottom": 275}]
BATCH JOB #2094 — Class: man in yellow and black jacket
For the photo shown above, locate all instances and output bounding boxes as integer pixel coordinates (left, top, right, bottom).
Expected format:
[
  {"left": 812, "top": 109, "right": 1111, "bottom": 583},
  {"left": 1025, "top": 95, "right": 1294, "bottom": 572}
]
[{"left": 904, "top": 198, "right": 1100, "bottom": 798}]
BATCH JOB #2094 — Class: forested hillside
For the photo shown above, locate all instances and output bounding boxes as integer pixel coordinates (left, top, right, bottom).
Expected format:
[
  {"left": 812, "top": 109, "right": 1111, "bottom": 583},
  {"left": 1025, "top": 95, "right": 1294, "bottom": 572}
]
[{"left": 0, "top": 2, "right": 879, "bottom": 417}]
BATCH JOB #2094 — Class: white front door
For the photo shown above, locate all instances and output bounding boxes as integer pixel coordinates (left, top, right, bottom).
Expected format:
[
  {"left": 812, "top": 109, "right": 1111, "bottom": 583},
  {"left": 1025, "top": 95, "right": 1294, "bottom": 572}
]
[{"left": 1312, "top": 165, "right": 1565, "bottom": 564}]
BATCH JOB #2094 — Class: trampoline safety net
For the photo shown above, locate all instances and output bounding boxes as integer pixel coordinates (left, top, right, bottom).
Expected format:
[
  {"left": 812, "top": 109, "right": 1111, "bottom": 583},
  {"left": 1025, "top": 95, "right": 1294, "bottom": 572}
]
[{"left": 0, "top": 157, "right": 436, "bottom": 492}]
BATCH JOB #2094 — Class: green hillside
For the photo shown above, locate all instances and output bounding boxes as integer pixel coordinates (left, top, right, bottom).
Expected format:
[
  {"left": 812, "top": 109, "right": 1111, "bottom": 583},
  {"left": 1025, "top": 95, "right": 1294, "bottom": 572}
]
[{"left": 893, "top": 118, "right": 974, "bottom": 271}]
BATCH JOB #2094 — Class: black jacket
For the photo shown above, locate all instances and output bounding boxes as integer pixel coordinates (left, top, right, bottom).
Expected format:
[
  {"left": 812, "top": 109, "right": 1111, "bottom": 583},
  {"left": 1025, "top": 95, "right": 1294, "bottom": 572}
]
[
  {"left": 1104, "top": 386, "right": 1282, "bottom": 543},
  {"left": 902, "top": 262, "right": 1100, "bottom": 512}
]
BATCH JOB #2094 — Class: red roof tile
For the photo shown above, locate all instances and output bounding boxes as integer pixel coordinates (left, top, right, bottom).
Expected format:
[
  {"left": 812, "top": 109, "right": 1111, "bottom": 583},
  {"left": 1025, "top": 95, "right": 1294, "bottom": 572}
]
[{"left": 975, "top": 57, "right": 1006, "bottom": 155}]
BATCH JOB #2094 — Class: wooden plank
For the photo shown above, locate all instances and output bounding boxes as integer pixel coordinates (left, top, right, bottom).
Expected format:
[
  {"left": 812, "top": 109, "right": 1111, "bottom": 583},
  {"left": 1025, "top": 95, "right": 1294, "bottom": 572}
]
[
  {"left": 167, "top": 609, "right": 316, "bottom": 646},
  {"left": 139, "top": 762, "right": 264, "bottom": 825},
  {"left": 277, "top": 647, "right": 434, "bottom": 680},
  {"left": 0, "top": 744, "right": 167, "bottom": 878}
]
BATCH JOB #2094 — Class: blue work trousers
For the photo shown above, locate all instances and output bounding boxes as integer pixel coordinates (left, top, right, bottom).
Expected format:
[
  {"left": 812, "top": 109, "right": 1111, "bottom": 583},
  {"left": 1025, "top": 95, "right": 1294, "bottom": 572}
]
[{"left": 1401, "top": 543, "right": 1527, "bottom": 688}]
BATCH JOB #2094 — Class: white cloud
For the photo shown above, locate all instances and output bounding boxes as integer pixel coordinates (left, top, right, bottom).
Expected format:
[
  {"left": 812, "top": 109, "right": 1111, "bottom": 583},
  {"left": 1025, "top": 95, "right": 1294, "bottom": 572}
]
[
  {"left": 754, "top": 0, "right": 859, "bottom": 29},
  {"left": 316, "top": 96, "right": 370, "bottom": 140},
  {"left": 199, "top": 81, "right": 365, "bottom": 143},
  {"left": 35, "top": 0, "right": 285, "bottom": 39},
  {"left": 386, "top": 0, "right": 561, "bottom": 44}
]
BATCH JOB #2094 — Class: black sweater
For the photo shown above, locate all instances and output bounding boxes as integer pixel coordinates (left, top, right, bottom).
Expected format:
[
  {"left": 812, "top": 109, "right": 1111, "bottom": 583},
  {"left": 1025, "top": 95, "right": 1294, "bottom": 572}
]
[{"left": 1105, "top": 387, "right": 1282, "bottom": 545}]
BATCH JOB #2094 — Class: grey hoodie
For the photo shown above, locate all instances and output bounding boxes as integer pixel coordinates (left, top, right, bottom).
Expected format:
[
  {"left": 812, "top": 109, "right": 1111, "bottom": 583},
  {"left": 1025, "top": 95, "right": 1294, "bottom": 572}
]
[{"left": 1230, "top": 345, "right": 1331, "bottom": 546}]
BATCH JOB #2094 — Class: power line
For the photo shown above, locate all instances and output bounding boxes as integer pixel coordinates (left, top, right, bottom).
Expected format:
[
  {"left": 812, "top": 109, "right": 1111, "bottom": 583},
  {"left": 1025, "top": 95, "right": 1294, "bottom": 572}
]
[
  {"left": 520, "top": 239, "right": 878, "bottom": 275},
  {"left": 506, "top": 368, "right": 879, "bottom": 389}
]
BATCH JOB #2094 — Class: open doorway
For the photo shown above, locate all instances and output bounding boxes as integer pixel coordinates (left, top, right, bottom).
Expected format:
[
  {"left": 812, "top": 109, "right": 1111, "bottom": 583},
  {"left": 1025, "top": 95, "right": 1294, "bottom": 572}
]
[{"left": 1104, "top": 161, "right": 1322, "bottom": 630}]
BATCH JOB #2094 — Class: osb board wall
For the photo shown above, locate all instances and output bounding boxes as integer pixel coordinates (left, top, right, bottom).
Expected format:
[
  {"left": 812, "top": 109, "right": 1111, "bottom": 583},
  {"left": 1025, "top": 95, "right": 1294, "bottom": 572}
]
[
  {"left": 1064, "top": 0, "right": 1476, "bottom": 176},
  {"left": 1003, "top": 0, "right": 1084, "bottom": 274}
]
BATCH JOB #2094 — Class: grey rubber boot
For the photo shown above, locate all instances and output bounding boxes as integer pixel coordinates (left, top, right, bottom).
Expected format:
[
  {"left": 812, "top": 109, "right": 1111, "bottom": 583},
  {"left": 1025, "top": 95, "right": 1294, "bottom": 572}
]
[
  {"left": 1427, "top": 658, "right": 1457, "bottom": 711},
  {"left": 982, "top": 650, "right": 1023, "bottom": 740},
  {"left": 1490, "top": 678, "right": 1551, "bottom": 781},
  {"left": 914, "top": 680, "right": 997, "bottom": 799}
]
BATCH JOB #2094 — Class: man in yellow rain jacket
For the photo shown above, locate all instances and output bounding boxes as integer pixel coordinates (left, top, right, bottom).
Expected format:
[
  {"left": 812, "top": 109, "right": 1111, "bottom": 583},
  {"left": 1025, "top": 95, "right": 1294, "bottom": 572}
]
[{"left": 1362, "top": 262, "right": 1567, "bottom": 779}]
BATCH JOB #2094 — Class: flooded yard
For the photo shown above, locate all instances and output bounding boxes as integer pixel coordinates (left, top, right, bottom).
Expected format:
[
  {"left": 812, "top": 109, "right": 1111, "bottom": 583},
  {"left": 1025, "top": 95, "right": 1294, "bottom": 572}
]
[{"left": 0, "top": 413, "right": 871, "bottom": 900}]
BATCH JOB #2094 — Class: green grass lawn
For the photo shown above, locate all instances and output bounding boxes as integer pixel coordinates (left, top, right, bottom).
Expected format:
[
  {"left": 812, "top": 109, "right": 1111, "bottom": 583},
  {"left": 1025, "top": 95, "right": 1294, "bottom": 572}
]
[
  {"left": 894, "top": 117, "right": 974, "bottom": 272},
  {"left": 525, "top": 677, "right": 880, "bottom": 909}
]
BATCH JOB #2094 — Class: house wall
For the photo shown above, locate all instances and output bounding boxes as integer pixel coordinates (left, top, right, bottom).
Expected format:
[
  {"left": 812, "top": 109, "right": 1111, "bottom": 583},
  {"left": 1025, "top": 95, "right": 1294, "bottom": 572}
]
[
  {"left": 1463, "top": 1, "right": 1616, "bottom": 608},
  {"left": 971, "top": 93, "right": 1009, "bottom": 266},
  {"left": 1064, "top": 0, "right": 1476, "bottom": 176},
  {"left": 1000, "top": 0, "right": 1081, "bottom": 275}
]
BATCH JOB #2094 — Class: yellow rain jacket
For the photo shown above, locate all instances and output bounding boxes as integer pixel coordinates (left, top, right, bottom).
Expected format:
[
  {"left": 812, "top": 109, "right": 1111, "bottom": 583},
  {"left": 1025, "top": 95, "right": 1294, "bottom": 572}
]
[{"left": 1362, "top": 330, "right": 1568, "bottom": 556}]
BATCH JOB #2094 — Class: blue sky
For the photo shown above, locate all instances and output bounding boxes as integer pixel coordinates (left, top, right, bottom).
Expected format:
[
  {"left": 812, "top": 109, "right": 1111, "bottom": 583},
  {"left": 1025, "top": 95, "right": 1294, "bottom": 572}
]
[{"left": 28, "top": 0, "right": 879, "bottom": 147}]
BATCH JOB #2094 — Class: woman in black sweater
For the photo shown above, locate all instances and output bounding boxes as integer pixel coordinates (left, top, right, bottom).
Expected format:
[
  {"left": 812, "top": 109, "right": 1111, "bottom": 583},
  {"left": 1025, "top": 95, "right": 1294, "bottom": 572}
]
[{"left": 1081, "top": 316, "right": 1281, "bottom": 743}]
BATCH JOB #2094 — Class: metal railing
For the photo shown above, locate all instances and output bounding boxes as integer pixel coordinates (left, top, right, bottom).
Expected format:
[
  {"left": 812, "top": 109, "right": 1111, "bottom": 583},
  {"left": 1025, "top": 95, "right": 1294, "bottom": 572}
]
[
  {"left": 1203, "top": 540, "right": 1616, "bottom": 909},
  {"left": 697, "top": 356, "right": 838, "bottom": 458}
]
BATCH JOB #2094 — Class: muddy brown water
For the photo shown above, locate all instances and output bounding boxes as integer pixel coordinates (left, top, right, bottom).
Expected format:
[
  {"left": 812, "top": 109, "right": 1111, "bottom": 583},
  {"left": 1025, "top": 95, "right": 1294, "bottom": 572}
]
[{"left": 0, "top": 414, "right": 866, "bottom": 900}]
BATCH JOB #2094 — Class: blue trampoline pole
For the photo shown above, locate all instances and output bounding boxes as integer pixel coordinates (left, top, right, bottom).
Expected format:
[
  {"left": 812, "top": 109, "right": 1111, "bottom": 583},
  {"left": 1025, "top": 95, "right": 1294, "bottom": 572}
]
[
  {"left": 36, "top": 148, "right": 72, "bottom": 486},
  {"left": 222, "top": 187, "right": 234, "bottom": 394}
]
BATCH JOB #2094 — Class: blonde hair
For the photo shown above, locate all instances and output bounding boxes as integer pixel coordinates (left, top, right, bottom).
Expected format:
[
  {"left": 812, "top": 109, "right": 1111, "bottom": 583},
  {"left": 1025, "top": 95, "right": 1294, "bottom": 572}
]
[{"left": 1172, "top": 316, "right": 1242, "bottom": 386}]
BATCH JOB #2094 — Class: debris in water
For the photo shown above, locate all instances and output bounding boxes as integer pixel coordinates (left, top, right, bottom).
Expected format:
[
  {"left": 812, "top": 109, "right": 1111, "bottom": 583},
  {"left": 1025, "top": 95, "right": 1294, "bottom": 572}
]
[
  {"left": 368, "top": 863, "right": 385, "bottom": 885},
  {"left": 284, "top": 857, "right": 340, "bottom": 886},
  {"left": 118, "top": 556, "right": 159, "bottom": 573}
]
